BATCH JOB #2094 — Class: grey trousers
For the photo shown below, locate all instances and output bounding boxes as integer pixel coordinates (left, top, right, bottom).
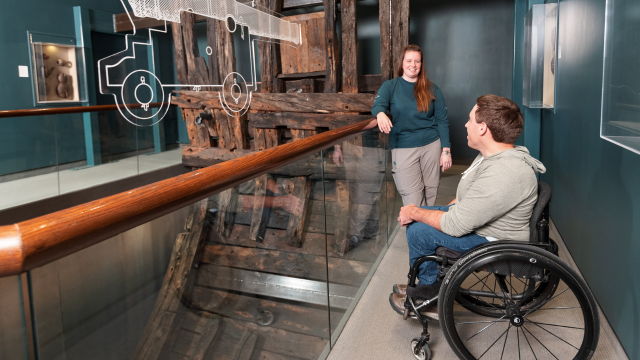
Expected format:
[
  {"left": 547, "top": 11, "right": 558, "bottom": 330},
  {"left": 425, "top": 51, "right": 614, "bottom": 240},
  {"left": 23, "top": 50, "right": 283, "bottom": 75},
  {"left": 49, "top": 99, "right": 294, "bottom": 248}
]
[{"left": 391, "top": 139, "right": 441, "bottom": 207}]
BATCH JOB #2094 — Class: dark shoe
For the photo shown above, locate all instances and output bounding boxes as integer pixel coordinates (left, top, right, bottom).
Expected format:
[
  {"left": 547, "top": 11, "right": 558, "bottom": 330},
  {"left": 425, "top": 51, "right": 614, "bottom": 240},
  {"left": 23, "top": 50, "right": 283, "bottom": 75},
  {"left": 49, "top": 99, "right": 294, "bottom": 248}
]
[
  {"left": 393, "top": 284, "right": 407, "bottom": 295},
  {"left": 406, "top": 282, "right": 442, "bottom": 300},
  {"left": 389, "top": 293, "right": 439, "bottom": 321}
]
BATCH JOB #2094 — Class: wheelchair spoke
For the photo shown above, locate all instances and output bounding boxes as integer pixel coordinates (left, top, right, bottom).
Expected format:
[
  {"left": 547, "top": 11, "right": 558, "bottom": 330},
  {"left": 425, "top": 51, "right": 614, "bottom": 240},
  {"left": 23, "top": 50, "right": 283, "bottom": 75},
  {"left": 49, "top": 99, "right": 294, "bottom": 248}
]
[
  {"left": 526, "top": 320, "right": 581, "bottom": 350},
  {"left": 517, "top": 327, "right": 521, "bottom": 360},
  {"left": 521, "top": 326, "right": 539, "bottom": 360},
  {"left": 463, "top": 314, "right": 508, "bottom": 343},
  {"left": 522, "top": 326, "right": 560, "bottom": 360},
  {"left": 455, "top": 320, "right": 510, "bottom": 325},
  {"left": 477, "top": 323, "right": 510, "bottom": 359},
  {"left": 525, "top": 319, "right": 584, "bottom": 330},
  {"left": 535, "top": 306, "right": 580, "bottom": 310},
  {"left": 499, "top": 324, "right": 511, "bottom": 360},
  {"left": 467, "top": 272, "right": 493, "bottom": 291},
  {"left": 523, "top": 287, "right": 570, "bottom": 317},
  {"left": 468, "top": 273, "right": 504, "bottom": 311}
]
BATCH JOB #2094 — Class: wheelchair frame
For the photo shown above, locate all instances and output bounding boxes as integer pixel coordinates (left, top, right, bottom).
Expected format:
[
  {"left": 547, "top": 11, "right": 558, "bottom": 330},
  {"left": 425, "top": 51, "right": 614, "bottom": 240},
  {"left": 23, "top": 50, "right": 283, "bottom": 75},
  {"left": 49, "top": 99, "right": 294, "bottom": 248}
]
[{"left": 401, "top": 181, "right": 598, "bottom": 359}]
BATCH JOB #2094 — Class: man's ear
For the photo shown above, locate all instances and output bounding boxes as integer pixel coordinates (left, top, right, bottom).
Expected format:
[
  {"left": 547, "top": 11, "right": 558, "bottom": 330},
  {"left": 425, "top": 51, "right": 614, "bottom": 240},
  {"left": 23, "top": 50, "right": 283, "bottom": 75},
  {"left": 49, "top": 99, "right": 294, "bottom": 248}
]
[{"left": 478, "top": 122, "right": 489, "bottom": 136}]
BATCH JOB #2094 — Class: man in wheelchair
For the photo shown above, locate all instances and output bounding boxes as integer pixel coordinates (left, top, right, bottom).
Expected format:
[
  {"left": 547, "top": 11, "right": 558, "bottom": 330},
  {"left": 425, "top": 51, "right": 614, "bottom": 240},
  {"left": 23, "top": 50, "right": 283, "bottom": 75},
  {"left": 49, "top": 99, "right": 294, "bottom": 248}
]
[
  {"left": 390, "top": 94, "right": 545, "bottom": 315},
  {"left": 389, "top": 95, "right": 600, "bottom": 360}
]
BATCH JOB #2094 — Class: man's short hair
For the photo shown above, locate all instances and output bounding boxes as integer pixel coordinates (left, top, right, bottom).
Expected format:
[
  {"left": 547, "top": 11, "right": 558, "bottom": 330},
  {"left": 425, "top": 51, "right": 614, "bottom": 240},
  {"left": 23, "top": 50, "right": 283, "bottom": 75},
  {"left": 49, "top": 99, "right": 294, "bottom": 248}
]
[{"left": 476, "top": 95, "right": 524, "bottom": 144}]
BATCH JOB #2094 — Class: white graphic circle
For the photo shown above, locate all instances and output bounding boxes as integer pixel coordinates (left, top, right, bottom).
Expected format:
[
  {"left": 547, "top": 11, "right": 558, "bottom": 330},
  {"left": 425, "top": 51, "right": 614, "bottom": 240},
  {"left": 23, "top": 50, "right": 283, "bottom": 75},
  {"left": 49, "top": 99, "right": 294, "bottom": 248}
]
[
  {"left": 206, "top": 46, "right": 213, "bottom": 55},
  {"left": 120, "top": 70, "right": 165, "bottom": 122},
  {"left": 221, "top": 72, "right": 249, "bottom": 114}
]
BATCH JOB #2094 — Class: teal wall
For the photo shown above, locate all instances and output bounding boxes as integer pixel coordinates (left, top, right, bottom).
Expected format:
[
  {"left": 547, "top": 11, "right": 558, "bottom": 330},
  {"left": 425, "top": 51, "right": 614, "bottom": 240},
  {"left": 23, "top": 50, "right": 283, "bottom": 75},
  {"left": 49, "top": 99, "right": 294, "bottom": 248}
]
[
  {"left": 0, "top": 0, "right": 185, "bottom": 176},
  {"left": 539, "top": 0, "right": 640, "bottom": 357}
]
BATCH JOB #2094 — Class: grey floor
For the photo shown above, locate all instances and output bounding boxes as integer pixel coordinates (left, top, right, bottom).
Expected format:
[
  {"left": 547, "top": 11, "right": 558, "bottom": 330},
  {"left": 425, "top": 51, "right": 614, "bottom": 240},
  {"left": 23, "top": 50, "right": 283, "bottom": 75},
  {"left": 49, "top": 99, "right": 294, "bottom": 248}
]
[
  {"left": 327, "top": 165, "right": 628, "bottom": 360},
  {"left": 0, "top": 149, "right": 181, "bottom": 210}
]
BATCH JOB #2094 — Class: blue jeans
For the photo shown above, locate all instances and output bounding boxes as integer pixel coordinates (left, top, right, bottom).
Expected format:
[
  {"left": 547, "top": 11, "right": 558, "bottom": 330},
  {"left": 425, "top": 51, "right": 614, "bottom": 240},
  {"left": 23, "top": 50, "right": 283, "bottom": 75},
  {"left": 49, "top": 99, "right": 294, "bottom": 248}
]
[{"left": 406, "top": 205, "right": 489, "bottom": 285}]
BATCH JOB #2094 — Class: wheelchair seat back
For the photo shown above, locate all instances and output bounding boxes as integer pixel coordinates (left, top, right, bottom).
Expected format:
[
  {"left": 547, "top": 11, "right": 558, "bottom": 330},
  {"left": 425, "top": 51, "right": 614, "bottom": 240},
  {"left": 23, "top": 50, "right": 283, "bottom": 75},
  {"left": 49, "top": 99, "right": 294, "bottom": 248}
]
[{"left": 435, "top": 181, "right": 552, "bottom": 261}]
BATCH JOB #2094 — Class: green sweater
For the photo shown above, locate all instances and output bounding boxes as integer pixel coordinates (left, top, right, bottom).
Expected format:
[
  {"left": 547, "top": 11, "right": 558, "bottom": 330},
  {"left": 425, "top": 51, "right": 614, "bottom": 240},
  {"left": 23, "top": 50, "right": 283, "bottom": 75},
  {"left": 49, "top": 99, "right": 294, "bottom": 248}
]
[{"left": 371, "top": 77, "right": 450, "bottom": 150}]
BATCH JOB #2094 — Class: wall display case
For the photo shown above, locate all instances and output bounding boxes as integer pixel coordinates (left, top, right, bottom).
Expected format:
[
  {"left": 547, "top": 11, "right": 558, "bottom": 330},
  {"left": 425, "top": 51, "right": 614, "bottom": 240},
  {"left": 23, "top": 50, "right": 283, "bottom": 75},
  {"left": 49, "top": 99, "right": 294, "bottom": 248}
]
[
  {"left": 601, "top": 0, "right": 640, "bottom": 154},
  {"left": 29, "top": 35, "right": 88, "bottom": 104},
  {"left": 523, "top": 3, "right": 557, "bottom": 110}
]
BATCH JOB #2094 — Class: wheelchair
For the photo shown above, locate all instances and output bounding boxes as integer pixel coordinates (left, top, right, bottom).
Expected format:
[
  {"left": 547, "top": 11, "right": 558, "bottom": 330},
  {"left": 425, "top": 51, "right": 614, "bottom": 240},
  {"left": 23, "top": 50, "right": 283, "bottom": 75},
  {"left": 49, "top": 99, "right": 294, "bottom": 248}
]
[{"left": 402, "top": 182, "right": 600, "bottom": 359}]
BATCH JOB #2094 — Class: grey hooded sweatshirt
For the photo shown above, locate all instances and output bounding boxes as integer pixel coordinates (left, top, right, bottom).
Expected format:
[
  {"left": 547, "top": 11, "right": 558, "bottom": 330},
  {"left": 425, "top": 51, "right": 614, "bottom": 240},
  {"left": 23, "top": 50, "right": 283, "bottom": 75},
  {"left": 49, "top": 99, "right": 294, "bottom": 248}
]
[{"left": 440, "top": 146, "right": 546, "bottom": 241}]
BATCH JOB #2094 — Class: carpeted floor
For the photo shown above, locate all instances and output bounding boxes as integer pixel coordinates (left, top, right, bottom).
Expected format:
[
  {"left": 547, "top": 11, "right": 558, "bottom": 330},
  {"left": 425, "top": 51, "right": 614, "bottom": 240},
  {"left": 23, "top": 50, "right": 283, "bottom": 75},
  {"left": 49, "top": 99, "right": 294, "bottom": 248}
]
[{"left": 327, "top": 165, "right": 628, "bottom": 360}]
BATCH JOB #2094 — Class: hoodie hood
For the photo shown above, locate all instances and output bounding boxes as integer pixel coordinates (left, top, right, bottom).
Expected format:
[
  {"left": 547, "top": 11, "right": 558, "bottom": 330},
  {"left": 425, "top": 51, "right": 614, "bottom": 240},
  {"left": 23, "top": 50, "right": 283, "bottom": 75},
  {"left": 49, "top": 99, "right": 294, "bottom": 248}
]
[{"left": 485, "top": 146, "right": 546, "bottom": 174}]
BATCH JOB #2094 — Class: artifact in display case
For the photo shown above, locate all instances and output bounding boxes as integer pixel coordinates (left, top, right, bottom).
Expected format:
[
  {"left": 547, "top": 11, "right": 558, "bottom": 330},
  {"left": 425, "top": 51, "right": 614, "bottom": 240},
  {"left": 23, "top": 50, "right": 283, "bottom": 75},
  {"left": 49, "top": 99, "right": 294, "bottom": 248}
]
[
  {"left": 601, "top": 0, "right": 640, "bottom": 155},
  {"left": 31, "top": 41, "right": 87, "bottom": 104},
  {"left": 523, "top": 3, "right": 557, "bottom": 110}
]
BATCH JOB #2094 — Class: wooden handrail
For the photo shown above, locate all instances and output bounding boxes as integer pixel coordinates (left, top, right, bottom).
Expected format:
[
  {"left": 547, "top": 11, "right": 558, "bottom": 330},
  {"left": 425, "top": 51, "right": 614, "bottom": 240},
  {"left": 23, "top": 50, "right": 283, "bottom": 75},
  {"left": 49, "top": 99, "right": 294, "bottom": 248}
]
[
  {"left": 0, "top": 118, "right": 378, "bottom": 277},
  {"left": 0, "top": 102, "right": 169, "bottom": 119}
]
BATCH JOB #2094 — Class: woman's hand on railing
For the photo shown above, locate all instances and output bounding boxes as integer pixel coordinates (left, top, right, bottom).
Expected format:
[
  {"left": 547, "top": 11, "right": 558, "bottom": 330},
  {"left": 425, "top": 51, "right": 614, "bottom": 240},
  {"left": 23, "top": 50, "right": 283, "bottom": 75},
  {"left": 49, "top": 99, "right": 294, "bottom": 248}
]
[{"left": 376, "top": 113, "right": 393, "bottom": 134}]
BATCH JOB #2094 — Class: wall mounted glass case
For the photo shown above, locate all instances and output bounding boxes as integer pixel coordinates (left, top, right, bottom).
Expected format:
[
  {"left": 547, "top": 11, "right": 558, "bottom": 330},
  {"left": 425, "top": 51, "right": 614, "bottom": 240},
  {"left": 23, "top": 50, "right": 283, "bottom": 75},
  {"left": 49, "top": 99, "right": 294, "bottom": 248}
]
[
  {"left": 523, "top": 3, "right": 557, "bottom": 110},
  {"left": 601, "top": 0, "right": 640, "bottom": 154},
  {"left": 29, "top": 34, "right": 88, "bottom": 104}
]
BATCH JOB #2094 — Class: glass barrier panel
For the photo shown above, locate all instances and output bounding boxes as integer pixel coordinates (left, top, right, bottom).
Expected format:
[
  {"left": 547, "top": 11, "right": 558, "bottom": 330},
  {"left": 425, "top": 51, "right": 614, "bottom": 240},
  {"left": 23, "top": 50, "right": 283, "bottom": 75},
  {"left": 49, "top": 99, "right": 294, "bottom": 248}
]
[
  {"left": 0, "top": 114, "right": 60, "bottom": 211},
  {"left": 600, "top": 0, "right": 640, "bottom": 154},
  {"left": 0, "top": 275, "right": 29, "bottom": 360},
  {"left": 324, "top": 129, "right": 390, "bottom": 346}
]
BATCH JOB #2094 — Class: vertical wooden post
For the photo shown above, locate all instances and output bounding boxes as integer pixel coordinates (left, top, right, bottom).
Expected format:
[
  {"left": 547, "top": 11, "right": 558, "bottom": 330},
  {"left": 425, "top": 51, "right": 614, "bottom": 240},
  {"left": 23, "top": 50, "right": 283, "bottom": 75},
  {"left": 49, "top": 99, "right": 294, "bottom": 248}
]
[
  {"left": 391, "top": 0, "right": 410, "bottom": 73},
  {"left": 171, "top": 22, "right": 188, "bottom": 84},
  {"left": 322, "top": 0, "right": 340, "bottom": 93},
  {"left": 333, "top": 179, "right": 350, "bottom": 255},
  {"left": 217, "top": 19, "right": 236, "bottom": 79},
  {"left": 206, "top": 19, "right": 221, "bottom": 85},
  {"left": 258, "top": 0, "right": 284, "bottom": 93},
  {"left": 341, "top": 0, "right": 358, "bottom": 94},
  {"left": 379, "top": 0, "right": 393, "bottom": 82}
]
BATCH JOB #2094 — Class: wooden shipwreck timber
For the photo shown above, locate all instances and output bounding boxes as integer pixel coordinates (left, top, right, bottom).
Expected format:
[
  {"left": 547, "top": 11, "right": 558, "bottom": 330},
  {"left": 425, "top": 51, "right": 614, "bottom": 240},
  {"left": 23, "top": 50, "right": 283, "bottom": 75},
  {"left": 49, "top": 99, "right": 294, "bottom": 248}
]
[{"left": 122, "top": 0, "right": 411, "bottom": 355}]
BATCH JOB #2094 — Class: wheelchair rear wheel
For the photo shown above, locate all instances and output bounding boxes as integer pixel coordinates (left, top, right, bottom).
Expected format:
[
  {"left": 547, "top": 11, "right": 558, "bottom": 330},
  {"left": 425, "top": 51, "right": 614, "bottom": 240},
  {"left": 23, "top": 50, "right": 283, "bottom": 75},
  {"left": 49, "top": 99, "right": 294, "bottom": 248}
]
[{"left": 438, "top": 243, "right": 599, "bottom": 360}]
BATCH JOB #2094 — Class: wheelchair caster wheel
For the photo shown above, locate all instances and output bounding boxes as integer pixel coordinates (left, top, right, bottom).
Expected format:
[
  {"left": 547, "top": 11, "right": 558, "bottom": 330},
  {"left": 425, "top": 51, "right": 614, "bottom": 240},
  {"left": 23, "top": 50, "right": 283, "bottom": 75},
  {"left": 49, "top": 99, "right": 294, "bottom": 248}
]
[{"left": 410, "top": 338, "right": 431, "bottom": 360}]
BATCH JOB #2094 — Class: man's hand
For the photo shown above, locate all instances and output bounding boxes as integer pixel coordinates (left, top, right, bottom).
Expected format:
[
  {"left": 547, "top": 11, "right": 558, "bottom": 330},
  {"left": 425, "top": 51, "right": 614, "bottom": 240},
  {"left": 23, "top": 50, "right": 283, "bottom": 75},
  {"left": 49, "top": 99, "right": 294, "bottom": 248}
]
[
  {"left": 397, "top": 204, "right": 445, "bottom": 231},
  {"left": 440, "top": 147, "right": 452, "bottom": 172},
  {"left": 398, "top": 204, "right": 418, "bottom": 226}
]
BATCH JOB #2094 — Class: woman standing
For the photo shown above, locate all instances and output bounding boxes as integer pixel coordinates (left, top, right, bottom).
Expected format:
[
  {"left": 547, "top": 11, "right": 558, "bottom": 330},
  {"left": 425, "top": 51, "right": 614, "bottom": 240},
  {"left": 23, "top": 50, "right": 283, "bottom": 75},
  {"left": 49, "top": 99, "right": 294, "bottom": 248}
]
[{"left": 372, "top": 44, "right": 452, "bottom": 207}]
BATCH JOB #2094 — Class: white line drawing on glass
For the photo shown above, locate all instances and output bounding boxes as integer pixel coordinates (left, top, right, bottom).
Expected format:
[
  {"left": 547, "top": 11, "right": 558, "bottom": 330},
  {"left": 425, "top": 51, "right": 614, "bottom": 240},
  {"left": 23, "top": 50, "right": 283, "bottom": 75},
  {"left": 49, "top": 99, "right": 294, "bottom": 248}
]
[{"left": 98, "top": 0, "right": 302, "bottom": 126}]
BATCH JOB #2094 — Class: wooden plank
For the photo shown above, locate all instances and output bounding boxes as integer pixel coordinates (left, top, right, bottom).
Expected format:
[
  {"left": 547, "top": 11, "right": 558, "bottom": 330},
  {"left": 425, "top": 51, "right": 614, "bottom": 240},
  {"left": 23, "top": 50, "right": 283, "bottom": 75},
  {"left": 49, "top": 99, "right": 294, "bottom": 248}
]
[
  {"left": 253, "top": 127, "right": 266, "bottom": 151},
  {"left": 234, "top": 330, "right": 257, "bottom": 360},
  {"left": 171, "top": 23, "right": 188, "bottom": 84},
  {"left": 190, "top": 288, "right": 341, "bottom": 339},
  {"left": 391, "top": 0, "right": 410, "bottom": 73},
  {"left": 230, "top": 112, "right": 248, "bottom": 150},
  {"left": 264, "top": 129, "right": 279, "bottom": 149},
  {"left": 257, "top": 0, "right": 284, "bottom": 93},
  {"left": 217, "top": 20, "right": 236, "bottom": 77},
  {"left": 307, "top": 17, "right": 327, "bottom": 73},
  {"left": 180, "top": 12, "right": 199, "bottom": 85},
  {"left": 200, "top": 245, "right": 372, "bottom": 286},
  {"left": 191, "top": 316, "right": 222, "bottom": 360},
  {"left": 173, "top": 92, "right": 376, "bottom": 113},
  {"left": 213, "top": 110, "right": 234, "bottom": 149},
  {"left": 248, "top": 112, "right": 372, "bottom": 130},
  {"left": 250, "top": 174, "right": 270, "bottom": 243},
  {"left": 333, "top": 180, "right": 350, "bottom": 255},
  {"left": 214, "top": 188, "right": 239, "bottom": 239},
  {"left": 341, "top": 0, "right": 358, "bottom": 94},
  {"left": 284, "top": 78, "right": 317, "bottom": 93},
  {"left": 133, "top": 200, "right": 211, "bottom": 360},
  {"left": 206, "top": 19, "right": 221, "bottom": 85},
  {"left": 322, "top": 0, "right": 339, "bottom": 93},
  {"left": 379, "top": 0, "right": 392, "bottom": 82},
  {"left": 297, "top": 20, "right": 310, "bottom": 73},
  {"left": 182, "top": 109, "right": 211, "bottom": 147},
  {"left": 285, "top": 177, "right": 311, "bottom": 247},
  {"left": 277, "top": 71, "right": 326, "bottom": 79},
  {"left": 359, "top": 74, "right": 383, "bottom": 93}
]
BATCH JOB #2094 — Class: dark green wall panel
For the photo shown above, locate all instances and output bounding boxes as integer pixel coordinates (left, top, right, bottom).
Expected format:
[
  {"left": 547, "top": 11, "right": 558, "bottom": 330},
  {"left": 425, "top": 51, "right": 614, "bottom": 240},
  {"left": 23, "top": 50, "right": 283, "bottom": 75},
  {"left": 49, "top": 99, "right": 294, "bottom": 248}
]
[{"left": 540, "top": 0, "right": 640, "bottom": 357}]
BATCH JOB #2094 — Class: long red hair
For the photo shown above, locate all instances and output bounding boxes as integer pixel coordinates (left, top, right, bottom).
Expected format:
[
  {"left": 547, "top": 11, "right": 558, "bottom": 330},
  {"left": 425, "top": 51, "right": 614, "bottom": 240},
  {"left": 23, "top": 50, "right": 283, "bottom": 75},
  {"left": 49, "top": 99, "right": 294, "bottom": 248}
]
[{"left": 396, "top": 45, "right": 434, "bottom": 112}]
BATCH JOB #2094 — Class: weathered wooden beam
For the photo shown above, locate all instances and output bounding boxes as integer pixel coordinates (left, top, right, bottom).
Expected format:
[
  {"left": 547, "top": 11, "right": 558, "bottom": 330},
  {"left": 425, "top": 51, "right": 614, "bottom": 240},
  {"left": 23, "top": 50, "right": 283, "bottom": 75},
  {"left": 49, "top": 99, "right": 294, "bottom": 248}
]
[
  {"left": 341, "top": 0, "right": 358, "bottom": 94},
  {"left": 333, "top": 179, "right": 350, "bottom": 255},
  {"left": 206, "top": 19, "right": 221, "bottom": 85},
  {"left": 277, "top": 71, "right": 327, "bottom": 80},
  {"left": 257, "top": 0, "right": 284, "bottom": 93},
  {"left": 322, "top": 0, "right": 340, "bottom": 93},
  {"left": 182, "top": 109, "right": 211, "bottom": 147},
  {"left": 173, "top": 91, "right": 375, "bottom": 113},
  {"left": 391, "top": 0, "right": 410, "bottom": 73},
  {"left": 215, "top": 188, "right": 239, "bottom": 239},
  {"left": 248, "top": 112, "right": 373, "bottom": 130},
  {"left": 171, "top": 23, "right": 188, "bottom": 84},
  {"left": 216, "top": 20, "right": 236, "bottom": 78},
  {"left": 132, "top": 200, "right": 211, "bottom": 360},
  {"left": 379, "top": 0, "right": 392, "bottom": 82},
  {"left": 358, "top": 74, "right": 382, "bottom": 93}
]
